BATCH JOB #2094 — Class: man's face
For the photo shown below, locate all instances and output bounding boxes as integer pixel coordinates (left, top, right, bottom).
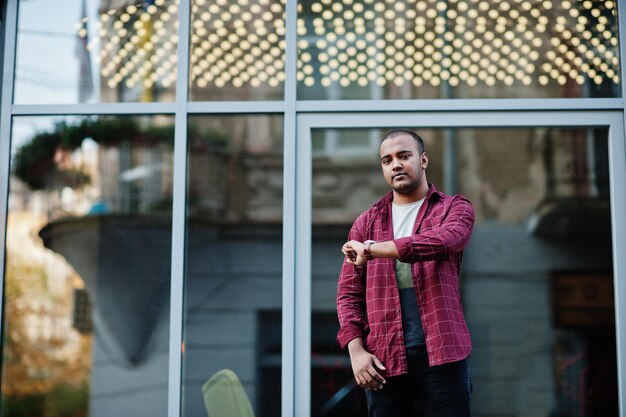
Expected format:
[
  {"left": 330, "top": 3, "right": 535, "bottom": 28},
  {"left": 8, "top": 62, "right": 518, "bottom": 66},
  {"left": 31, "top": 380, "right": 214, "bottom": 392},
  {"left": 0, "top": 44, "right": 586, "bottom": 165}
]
[{"left": 380, "top": 135, "right": 428, "bottom": 195}]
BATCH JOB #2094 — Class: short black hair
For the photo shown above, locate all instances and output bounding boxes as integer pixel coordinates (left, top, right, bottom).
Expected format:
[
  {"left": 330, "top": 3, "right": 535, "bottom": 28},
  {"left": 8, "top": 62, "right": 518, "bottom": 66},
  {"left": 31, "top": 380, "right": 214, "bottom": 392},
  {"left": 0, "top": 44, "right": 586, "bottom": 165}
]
[{"left": 382, "top": 129, "right": 425, "bottom": 153}]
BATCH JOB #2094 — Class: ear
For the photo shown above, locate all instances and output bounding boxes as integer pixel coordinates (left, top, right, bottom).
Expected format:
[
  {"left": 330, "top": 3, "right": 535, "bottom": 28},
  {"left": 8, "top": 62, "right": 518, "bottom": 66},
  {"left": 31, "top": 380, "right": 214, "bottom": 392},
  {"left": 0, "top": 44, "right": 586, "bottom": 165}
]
[{"left": 421, "top": 152, "right": 429, "bottom": 169}]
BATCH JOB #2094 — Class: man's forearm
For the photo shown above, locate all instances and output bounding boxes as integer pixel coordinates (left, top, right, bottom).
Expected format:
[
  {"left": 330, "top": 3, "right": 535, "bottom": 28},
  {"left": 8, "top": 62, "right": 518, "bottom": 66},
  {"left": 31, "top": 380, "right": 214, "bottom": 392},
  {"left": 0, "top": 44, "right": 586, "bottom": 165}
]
[{"left": 368, "top": 241, "right": 400, "bottom": 260}]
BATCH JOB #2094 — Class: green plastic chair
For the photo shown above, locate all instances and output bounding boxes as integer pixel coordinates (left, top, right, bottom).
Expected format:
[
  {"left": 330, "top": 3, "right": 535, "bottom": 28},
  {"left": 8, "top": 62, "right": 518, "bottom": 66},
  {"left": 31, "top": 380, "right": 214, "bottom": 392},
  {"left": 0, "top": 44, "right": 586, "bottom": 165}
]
[{"left": 202, "top": 369, "right": 255, "bottom": 417}]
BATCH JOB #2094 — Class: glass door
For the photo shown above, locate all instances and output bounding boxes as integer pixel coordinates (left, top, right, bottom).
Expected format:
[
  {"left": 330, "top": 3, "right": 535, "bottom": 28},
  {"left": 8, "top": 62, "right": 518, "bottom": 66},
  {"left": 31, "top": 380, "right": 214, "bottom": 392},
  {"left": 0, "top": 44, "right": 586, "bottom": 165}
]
[{"left": 293, "top": 111, "right": 626, "bottom": 417}]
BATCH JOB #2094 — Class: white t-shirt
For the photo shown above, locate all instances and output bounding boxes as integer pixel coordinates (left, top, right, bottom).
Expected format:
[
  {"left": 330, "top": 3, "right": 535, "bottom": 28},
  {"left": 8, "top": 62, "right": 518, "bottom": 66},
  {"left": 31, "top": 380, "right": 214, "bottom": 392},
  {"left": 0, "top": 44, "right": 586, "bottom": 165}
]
[
  {"left": 392, "top": 196, "right": 427, "bottom": 348},
  {"left": 392, "top": 197, "right": 426, "bottom": 239}
]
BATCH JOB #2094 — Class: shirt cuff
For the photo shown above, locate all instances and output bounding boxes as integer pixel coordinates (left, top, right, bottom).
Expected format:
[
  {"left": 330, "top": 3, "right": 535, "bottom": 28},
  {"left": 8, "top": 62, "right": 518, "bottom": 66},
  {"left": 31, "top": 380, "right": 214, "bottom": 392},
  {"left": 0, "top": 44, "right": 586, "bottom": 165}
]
[
  {"left": 337, "top": 329, "right": 364, "bottom": 350},
  {"left": 393, "top": 236, "right": 413, "bottom": 262}
]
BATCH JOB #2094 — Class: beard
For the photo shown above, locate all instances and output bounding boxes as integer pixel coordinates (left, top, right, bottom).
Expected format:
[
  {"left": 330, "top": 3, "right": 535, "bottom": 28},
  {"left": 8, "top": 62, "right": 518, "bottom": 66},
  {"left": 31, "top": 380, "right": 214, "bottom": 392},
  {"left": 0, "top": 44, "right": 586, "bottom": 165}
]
[{"left": 390, "top": 177, "right": 420, "bottom": 194}]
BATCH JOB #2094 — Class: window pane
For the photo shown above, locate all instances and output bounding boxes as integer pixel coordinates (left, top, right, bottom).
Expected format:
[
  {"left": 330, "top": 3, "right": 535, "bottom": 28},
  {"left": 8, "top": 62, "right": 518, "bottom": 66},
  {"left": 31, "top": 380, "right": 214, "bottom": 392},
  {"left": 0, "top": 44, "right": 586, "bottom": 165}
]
[
  {"left": 188, "top": 0, "right": 285, "bottom": 101},
  {"left": 312, "top": 128, "right": 616, "bottom": 416},
  {"left": 182, "top": 115, "right": 283, "bottom": 417},
  {"left": 298, "top": 0, "right": 621, "bottom": 99},
  {"left": 14, "top": 0, "right": 178, "bottom": 104},
  {"left": 2, "top": 115, "right": 175, "bottom": 417}
]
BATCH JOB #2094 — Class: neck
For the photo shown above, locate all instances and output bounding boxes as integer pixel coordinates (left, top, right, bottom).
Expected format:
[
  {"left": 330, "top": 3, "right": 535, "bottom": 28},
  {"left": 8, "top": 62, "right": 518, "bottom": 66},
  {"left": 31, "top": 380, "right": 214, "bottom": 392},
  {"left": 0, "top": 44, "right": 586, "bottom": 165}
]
[{"left": 393, "top": 180, "right": 429, "bottom": 205}]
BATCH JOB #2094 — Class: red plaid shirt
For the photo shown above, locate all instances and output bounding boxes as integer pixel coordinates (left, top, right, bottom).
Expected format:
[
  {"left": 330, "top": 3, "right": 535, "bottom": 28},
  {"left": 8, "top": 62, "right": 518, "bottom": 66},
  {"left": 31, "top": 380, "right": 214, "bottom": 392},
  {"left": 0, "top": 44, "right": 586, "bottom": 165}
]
[{"left": 336, "top": 184, "right": 475, "bottom": 376}]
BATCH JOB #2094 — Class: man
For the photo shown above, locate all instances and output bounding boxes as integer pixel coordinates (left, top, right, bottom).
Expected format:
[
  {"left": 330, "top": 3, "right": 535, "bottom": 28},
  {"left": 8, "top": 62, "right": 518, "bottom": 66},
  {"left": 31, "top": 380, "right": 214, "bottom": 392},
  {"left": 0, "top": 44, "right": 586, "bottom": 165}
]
[{"left": 337, "top": 129, "right": 475, "bottom": 417}]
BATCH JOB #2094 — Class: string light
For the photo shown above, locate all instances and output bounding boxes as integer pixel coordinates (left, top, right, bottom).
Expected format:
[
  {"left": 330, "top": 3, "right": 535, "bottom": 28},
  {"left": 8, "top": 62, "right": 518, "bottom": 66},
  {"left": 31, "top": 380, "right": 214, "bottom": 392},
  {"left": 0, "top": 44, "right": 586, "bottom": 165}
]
[{"left": 90, "top": 0, "right": 619, "bottom": 91}]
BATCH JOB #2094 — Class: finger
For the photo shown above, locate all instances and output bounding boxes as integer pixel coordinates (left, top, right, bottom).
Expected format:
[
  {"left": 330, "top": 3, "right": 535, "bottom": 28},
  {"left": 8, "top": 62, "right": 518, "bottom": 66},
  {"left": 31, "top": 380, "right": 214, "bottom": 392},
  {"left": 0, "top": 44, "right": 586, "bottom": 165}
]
[
  {"left": 372, "top": 359, "right": 387, "bottom": 384},
  {"left": 358, "top": 373, "right": 372, "bottom": 389},
  {"left": 367, "top": 366, "right": 386, "bottom": 386},
  {"left": 357, "top": 372, "right": 378, "bottom": 390},
  {"left": 373, "top": 357, "right": 386, "bottom": 371},
  {"left": 363, "top": 375, "right": 381, "bottom": 390}
]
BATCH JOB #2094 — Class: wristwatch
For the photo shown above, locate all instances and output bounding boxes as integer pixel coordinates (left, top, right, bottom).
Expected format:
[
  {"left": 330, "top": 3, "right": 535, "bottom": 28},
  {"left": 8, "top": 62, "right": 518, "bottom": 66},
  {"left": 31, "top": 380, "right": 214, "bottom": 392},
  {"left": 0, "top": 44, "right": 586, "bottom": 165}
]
[{"left": 363, "top": 240, "right": 376, "bottom": 259}]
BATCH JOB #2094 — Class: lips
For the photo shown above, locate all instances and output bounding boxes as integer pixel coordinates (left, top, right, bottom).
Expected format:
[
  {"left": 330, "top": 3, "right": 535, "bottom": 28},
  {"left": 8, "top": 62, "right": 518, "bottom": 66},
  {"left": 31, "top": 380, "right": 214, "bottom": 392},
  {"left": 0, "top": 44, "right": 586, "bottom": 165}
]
[{"left": 392, "top": 172, "right": 407, "bottom": 180}]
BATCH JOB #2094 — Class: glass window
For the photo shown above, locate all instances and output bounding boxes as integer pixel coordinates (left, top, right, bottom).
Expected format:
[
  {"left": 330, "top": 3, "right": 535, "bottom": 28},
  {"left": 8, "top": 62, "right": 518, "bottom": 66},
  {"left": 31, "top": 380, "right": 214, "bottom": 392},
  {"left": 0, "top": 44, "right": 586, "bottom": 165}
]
[
  {"left": 1, "top": 115, "right": 175, "bottom": 417},
  {"left": 14, "top": 0, "right": 178, "bottom": 104},
  {"left": 311, "top": 127, "right": 617, "bottom": 416},
  {"left": 182, "top": 115, "right": 283, "bottom": 417},
  {"left": 297, "top": 0, "right": 621, "bottom": 100},
  {"left": 188, "top": 0, "right": 285, "bottom": 101}
]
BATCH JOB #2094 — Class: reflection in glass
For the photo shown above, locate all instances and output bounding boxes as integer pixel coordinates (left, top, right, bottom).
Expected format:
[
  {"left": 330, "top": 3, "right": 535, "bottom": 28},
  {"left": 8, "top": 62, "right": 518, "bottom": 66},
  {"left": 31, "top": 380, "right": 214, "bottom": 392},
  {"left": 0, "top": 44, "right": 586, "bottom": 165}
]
[
  {"left": 182, "top": 115, "right": 283, "bottom": 417},
  {"left": 311, "top": 128, "right": 616, "bottom": 416},
  {"left": 14, "top": 0, "right": 178, "bottom": 104},
  {"left": 188, "top": 0, "right": 286, "bottom": 101},
  {"left": 15, "top": 0, "right": 620, "bottom": 103},
  {"left": 297, "top": 0, "right": 620, "bottom": 99},
  {"left": 1, "top": 116, "right": 174, "bottom": 417}
]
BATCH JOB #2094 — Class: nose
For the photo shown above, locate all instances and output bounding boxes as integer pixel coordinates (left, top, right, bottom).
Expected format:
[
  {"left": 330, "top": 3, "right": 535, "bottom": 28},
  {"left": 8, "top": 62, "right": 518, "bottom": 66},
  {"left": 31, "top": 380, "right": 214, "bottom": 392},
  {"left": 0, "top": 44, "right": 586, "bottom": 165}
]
[{"left": 392, "top": 157, "right": 402, "bottom": 170}]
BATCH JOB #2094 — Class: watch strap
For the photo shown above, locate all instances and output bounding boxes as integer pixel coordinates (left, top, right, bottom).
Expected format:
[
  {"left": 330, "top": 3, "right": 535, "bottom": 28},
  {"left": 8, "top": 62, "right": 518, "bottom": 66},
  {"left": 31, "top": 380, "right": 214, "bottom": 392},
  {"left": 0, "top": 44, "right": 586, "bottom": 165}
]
[{"left": 363, "top": 240, "right": 376, "bottom": 259}]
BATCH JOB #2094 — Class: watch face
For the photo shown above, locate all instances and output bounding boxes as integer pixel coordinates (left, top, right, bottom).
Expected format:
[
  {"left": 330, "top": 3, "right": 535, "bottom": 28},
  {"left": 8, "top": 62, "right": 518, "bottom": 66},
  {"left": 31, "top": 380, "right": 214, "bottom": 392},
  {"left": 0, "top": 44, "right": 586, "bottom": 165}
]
[{"left": 363, "top": 240, "right": 375, "bottom": 259}]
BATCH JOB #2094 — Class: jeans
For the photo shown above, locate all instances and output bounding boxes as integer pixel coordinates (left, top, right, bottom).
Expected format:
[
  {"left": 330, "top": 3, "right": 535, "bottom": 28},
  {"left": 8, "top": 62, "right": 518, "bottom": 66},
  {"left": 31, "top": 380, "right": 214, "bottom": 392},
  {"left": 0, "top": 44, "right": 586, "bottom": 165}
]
[{"left": 364, "top": 347, "right": 472, "bottom": 417}]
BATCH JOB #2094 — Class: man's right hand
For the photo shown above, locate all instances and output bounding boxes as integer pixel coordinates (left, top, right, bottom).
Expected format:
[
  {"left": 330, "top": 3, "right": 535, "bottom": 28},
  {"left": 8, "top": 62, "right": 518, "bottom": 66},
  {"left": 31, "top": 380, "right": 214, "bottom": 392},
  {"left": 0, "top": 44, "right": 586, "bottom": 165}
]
[
  {"left": 342, "top": 240, "right": 369, "bottom": 266},
  {"left": 347, "top": 338, "right": 387, "bottom": 390}
]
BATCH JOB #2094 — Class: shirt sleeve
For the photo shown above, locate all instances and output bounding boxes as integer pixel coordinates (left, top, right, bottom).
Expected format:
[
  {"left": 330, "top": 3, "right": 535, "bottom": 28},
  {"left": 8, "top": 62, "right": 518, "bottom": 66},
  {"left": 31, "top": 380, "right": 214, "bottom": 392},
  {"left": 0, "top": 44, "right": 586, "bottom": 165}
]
[
  {"left": 393, "top": 195, "right": 475, "bottom": 263},
  {"left": 336, "top": 214, "right": 368, "bottom": 350}
]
